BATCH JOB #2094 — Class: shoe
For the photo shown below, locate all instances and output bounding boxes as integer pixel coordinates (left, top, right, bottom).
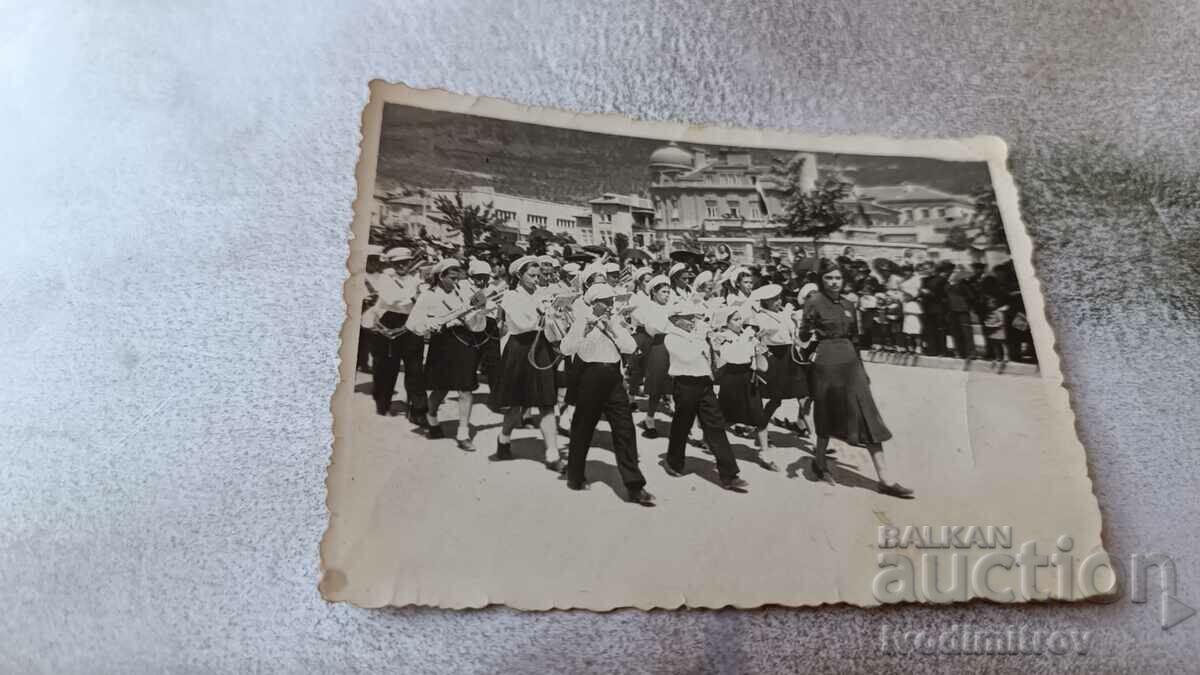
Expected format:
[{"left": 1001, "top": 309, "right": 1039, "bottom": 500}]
[
  {"left": 567, "top": 479, "right": 589, "bottom": 491},
  {"left": 720, "top": 476, "right": 749, "bottom": 491},
  {"left": 628, "top": 488, "right": 656, "bottom": 506},
  {"left": 375, "top": 403, "right": 388, "bottom": 416},
  {"left": 411, "top": 414, "right": 429, "bottom": 428},
  {"left": 489, "top": 442, "right": 514, "bottom": 462},
  {"left": 426, "top": 424, "right": 444, "bottom": 439},
  {"left": 760, "top": 459, "right": 780, "bottom": 472},
  {"left": 641, "top": 426, "right": 658, "bottom": 439},
  {"left": 664, "top": 464, "right": 685, "bottom": 477},
  {"left": 545, "top": 457, "right": 567, "bottom": 473},
  {"left": 879, "top": 482, "right": 915, "bottom": 499},
  {"left": 456, "top": 438, "right": 476, "bottom": 452},
  {"left": 812, "top": 461, "right": 837, "bottom": 486}
]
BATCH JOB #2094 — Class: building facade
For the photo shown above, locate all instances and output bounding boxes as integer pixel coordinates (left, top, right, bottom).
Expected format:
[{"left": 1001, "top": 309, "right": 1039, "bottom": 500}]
[
  {"left": 375, "top": 186, "right": 593, "bottom": 246},
  {"left": 588, "top": 193, "right": 654, "bottom": 248}
]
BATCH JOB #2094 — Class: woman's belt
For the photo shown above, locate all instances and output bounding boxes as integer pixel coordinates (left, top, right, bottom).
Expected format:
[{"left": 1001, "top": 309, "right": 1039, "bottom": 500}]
[{"left": 650, "top": 334, "right": 667, "bottom": 345}]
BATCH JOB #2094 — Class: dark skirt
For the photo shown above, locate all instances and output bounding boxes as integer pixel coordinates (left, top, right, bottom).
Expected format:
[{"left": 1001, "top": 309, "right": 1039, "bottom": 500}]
[
  {"left": 493, "top": 331, "right": 560, "bottom": 409},
  {"left": 424, "top": 326, "right": 484, "bottom": 392},
  {"left": 626, "top": 327, "right": 653, "bottom": 390},
  {"left": 761, "top": 345, "right": 810, "bottom": 400},
  {"left": 642, "top": 335, "right": 673, "bottom": 397},
  {"left": 810, "top": 338, "right": 892, "bottom": 446},
  {"left": 718, "top": 363, "right": 767, "bottom": 428}
]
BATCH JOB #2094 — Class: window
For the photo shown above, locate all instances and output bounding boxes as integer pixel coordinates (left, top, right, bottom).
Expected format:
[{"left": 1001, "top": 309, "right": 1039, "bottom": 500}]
[
  {"left": 495, "top": 209, "right": 517, "bottom": 222},
  {"left": 902, "top": 209, "right": 912, "bottom": 222},
  {"left": 526, "top": 214, "right": 548, "bottom": 226},
  {"left": 670, "top": 198, "right": 679, "bottom": 220},
  {"left": 706, "top": 200, "right": 719, "bottom": 217},
  {"left": 935, "top": 207, "right": 946, "bottom": 218},
  {"left": 727, "top": 200, "right": 740, "bottom": 218},
  {"left": 919, "top": 208, "right": 930, "bottom": 219},
  {"left": 556, "top": 218, "right": 574, "bottom": 229},
  {"left": 749, "top": 203, "right": 762, "bottom": 219},
  {"left": 600, "top": 210, "right": 613, "bottom": 224}
]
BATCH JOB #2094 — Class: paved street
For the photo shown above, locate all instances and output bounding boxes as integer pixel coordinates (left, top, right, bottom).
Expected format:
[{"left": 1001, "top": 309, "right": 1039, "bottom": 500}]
[{"left": 324, "top": 362, "right": 1100, "bottom": 609}]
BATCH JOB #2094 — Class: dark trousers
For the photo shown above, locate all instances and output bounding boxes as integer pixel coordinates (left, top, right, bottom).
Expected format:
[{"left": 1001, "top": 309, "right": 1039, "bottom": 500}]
[
  {"left": 949, "top": 311, "right": 975, "bottom": 358},
  {"left": 567, "top": 362, "right": 645, "bottom": 490},
  {"left": 357, "top": 327, "right": 372, "bottom": 371},
  {"left": 369, "top": 321, "right": 427, "bottom": 416},
  {"left": 923, "top": 311, "right": 947, "bottom": 356},
  {"left": 668, "top": 376, "right": 739, "bottom": 480}
]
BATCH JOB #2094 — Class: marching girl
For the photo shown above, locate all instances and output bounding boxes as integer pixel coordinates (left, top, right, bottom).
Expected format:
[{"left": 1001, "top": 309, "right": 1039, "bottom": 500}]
[
  {"left": 625, "top": 267, "right": 655, "bottom": 396},
  {"left": 667, "top": 262, "right": 695, "bottom": 304},
  {"left": 748, "top": 284, "right": 813, "bottom": 437},
  {"left": 711, "top": 305, "right": 779, "bottom": 472},
  {"left": 802, "top": 259, "right": 913, "bottom": 498},
  {"left": 723, "top": 266, "right": 755, "bottom": 306},
  {"left": 407, "top": 258, "right": 493, "bottom": 451},
  {"left": 633, "top": 274, "right": 678, "bottom": 438},
  {"left": 490, "top": 256, "right": 566, "bottom": 472},
  {"left": 469, "top": 259, "right": 504, "bottom": 408}
]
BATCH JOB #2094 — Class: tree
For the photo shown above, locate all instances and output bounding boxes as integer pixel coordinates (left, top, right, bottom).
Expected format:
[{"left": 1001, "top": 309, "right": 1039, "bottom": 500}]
[
  {"left": 429, "top": 191, "right": 505, "bottom": 256},
  {"left": 614, "top": 232, "right": 630, "bottom": 265},
  {"left": 677, "top": 231, "right": 701, "bottom": 253},
  {"left": 771, "top": 154, "right": 856, "bottom": 260},
  {"left": 943, "top": 224, "right": 974, "bottom": 251},
  {"left": 526, "top": 225, "right": 553, "bottom": 255},
  {"left": 970, "top": 187, "right": 1006, "bottom": 249}
]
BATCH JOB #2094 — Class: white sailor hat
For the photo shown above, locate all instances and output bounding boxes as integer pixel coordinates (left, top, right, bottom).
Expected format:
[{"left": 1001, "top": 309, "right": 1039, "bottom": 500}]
[
  {"left": 366, "top": 244, "right": 385, "bottom": 258},
  {"left": 539, "top": 255, "right": 560, "bottom": 268},
  {"left": 467, "top": 259, "right": 492, "bottom": 276},
  {"left": 431, "top": 258, "right": 462, "bottom": 278},
  {"left": 562, "top": 262, "right": 581, "bottom": 276},
  {"left": 646, "top": 274, "right": 671, "bottom": 292},
  {"left": 632, "top": 267, "right": 653, "bottom": 283},
  {"left": 723, "top": 266, "right": 749, "bottom": 285},
  {"left": 749, "top": 283, "right": 783, "bottom": 303},
  {"left": 799, "top": 282, "right": 819, "bottom": 301},
  {"left": 668, "top": 262, "right": 688, "bottom": 278},
  {"left": 581, "top": 262, "right": 607, "bottom": 283},
  {"left": 509, "top": 255, "right": 539, "bottom": 277},
  {"left": 693, "top": 270, "right": 714, "bottom": 288},
  {"left": 667, "top": 302, "right": 706, "bottom": 318},
  {"left": 383, "top": 247, "right": 415, "bottom": 262},
  {"left": 584, "top": 283, "right": 617, "bottom": 304},
  {"left": 712, "top": 304, "right": 740, "bottom": 326},
  {"left": 603, "top": 261, "right": 620, "bottom": 274}
]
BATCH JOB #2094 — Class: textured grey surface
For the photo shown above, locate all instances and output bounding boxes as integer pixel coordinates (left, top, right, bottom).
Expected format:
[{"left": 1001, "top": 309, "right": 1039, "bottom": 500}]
[{"left": 2, "top": 0, "right": 1199, "bottom": 672}]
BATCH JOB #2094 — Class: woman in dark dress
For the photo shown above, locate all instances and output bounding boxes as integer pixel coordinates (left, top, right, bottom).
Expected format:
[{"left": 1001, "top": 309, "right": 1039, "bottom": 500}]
[{"left": 801, "top": 259, "right": 914, "bottom": 498}]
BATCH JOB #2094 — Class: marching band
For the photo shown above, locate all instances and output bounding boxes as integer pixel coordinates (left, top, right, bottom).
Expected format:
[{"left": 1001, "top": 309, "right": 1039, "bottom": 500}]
[{"left": 360, "top": 242, "right": 915, "bottom": 506}]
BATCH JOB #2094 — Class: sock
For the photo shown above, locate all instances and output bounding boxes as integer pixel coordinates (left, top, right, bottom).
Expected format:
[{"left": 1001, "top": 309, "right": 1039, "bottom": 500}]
[
  {"left": 426, "top": 413, "right": 438, "bottom": 426},
  {"left": 456, "top": 426, "right": 469, "bottom": 441},
  {"left": 498, "top": 432, "right": 510, "bottom": 444}
]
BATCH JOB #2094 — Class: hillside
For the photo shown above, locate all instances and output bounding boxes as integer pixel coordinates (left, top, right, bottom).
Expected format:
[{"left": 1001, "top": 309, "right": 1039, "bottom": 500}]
[{"left": 377, "top": 104, "right": 993, "bottom": 204}]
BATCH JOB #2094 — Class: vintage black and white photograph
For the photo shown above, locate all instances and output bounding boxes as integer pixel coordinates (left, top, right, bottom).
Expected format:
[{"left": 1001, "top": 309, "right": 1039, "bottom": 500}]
[{"left": 321, "top": 84, "right": 1105, "bottom": 610}]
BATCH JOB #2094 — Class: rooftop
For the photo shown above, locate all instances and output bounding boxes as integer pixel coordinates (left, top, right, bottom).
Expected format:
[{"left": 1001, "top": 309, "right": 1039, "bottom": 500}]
[{"left": 856, "top": 184, "right": 974, "bottom": 205}]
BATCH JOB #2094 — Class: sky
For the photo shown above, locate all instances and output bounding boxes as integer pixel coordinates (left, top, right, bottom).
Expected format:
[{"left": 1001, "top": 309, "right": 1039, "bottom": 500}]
[{"left": 376, "top": 104, "right": 994, "bottom": 205}]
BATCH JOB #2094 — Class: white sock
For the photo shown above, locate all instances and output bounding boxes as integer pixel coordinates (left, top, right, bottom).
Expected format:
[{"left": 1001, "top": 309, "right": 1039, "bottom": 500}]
[
  {"left": 456, "top": 426, "right": 469, "bottom": 441},
  {"left": 426, "top": 413, "right": 438, "bottom": 426},
  {"left": 498, "top": 432, "right": 510, "bottom": 444}
]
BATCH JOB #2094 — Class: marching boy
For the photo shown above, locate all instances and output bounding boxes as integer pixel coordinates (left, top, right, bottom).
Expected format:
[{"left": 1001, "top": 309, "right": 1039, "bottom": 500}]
[{"left": 662, "top": 303, "right": 749, "bottom": 492}]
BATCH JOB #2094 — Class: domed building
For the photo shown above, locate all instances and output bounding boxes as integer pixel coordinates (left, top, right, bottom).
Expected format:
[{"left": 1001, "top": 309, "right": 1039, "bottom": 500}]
[{"left": 648, "top": 142, "right": 695, "bottom": 176}]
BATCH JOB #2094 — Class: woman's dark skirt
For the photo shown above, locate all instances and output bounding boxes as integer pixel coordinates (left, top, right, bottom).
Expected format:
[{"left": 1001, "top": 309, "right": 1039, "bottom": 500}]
[
  {"left": 810, "top": 337, "right": 892, "bottom": 446},
  {"left": 761, "top": 344, "right": 810, "bottom": 400},
  {"left": 626, "top": 327, "right": 653, "bottom": 391},
  {"left": 642, "top": 335, "right": 673, "bottom": 397},
  {"left": 718, "top": 363, "right": 767, "bottom": 428},
  {"left": 493, "top": 331, "right": 560, "bottom": 409},
  {"left": 424, "top": 326, "right": 484, "bottom": 392}
]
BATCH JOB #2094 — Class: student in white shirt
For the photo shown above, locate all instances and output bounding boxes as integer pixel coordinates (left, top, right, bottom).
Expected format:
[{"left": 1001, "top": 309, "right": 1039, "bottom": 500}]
[
  {"left": 748, "top": 284, "right": 813, "bottom": 437},
  {"left": 490, "top": 256, "right": 565, "bottom": 472},
  {"left": 633, "top": 275, "right": 679, "bottom": 438},
  {"left": 663, "top": 304, "right": 749, "bottom": 492},
  {"left": 559, "top": 284, "right": 654, "bottom": 506},
  {"left": 407, "top": 258, "right": 492, "bottom": 450},
  {"left": 712, "top": 306, "right": 778, "bottom": 472},
  {"left": 366, "top": 247, "right": 428, "bottom": 422}
]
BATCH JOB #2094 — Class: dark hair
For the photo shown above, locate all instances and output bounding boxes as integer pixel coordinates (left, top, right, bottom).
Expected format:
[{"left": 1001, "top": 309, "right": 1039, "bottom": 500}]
[{"left": 816, "top": 258, "right": 844, "bottom": 293}]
